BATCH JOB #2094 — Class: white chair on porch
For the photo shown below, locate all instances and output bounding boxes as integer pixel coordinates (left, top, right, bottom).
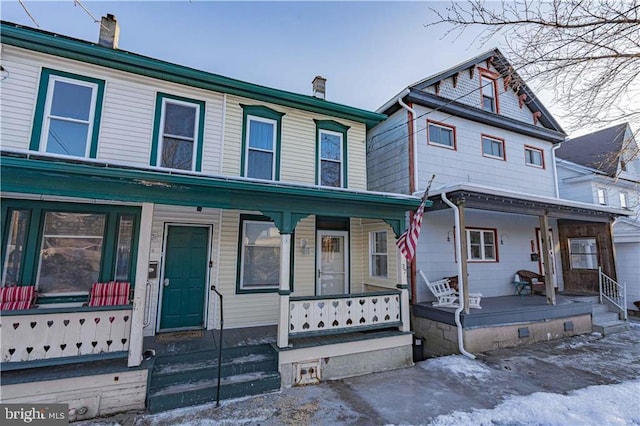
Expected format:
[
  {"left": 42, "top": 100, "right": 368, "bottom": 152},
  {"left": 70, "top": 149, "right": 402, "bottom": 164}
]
[{"left": 418, "top": 270, "right": 482, "bottom": 309}]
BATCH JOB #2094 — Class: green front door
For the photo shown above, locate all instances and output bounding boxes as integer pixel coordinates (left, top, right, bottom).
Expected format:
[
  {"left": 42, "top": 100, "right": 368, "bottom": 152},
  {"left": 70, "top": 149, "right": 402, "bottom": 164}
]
[{"left": 159, "top": 225, "right": 209, "bottom": 330}]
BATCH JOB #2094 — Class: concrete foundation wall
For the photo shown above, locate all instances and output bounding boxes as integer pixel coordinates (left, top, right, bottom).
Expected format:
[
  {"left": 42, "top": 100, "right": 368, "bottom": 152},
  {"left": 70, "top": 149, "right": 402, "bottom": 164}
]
[
  {"left": 279, "top": 337, "right": 413, "bottom": 387},
  {"left": 413, "top": 314, "right": 592, "bottom": 357}
]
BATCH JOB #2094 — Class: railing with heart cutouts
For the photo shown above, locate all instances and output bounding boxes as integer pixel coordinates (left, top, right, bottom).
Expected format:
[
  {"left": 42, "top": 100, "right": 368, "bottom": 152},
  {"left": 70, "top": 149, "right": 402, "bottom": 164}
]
[
  {"left": 289, "top": 291, "right": 402, "bottom": 337},
  {"left": 0, "top": 307, "right": 132, "bottom": 365}
]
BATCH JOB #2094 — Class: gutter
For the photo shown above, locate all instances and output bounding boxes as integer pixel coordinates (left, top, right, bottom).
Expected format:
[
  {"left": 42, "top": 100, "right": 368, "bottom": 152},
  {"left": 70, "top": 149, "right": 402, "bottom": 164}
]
[{"left": 440, "top": 193, "right": 475, "bottom": 359}]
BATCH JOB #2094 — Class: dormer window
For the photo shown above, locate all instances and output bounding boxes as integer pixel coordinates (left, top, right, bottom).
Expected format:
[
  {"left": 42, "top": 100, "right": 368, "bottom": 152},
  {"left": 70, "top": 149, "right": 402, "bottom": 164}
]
[{"left": 479, "top": 69, "right": 499, "bottom": 113}]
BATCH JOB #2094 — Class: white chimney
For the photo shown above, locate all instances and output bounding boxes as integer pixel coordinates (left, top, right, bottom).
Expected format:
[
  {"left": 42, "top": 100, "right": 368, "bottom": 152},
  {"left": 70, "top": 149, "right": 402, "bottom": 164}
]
[
  {"left": 98, "top": 14, "right": 120, "bottom": 49},
  {"left": 312, "top": 76, "right": 326, "bottom": 100}
]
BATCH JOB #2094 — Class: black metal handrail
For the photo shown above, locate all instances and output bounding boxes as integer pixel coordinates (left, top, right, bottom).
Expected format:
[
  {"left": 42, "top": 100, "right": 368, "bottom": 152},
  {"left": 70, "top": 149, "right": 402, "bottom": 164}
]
[{"left": 211, "top": 285, "right": 224, "bottom": 407}]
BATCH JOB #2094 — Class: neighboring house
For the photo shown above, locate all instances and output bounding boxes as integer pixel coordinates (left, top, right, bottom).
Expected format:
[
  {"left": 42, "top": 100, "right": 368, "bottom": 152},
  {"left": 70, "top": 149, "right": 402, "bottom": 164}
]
[
  {"left": 367, "top": 48, "right": 630, "bottom": 356},
  {"left": 556, "top": 123, "right": 640, "bottom": 312},
  {"left": 0, "top": 18, "right": 422, "bottom": 418}
]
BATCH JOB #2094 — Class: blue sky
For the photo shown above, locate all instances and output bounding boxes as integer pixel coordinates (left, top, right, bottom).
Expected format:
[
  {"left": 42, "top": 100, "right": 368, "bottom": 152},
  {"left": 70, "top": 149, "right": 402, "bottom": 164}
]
[{"left": 1, "top": 1, "right": 512, "bottom": 113}]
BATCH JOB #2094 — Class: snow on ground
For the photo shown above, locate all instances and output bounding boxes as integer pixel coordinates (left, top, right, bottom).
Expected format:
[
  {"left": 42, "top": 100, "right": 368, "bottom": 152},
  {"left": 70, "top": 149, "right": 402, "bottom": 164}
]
[
  {"left": 418, "top": 354, "right": 492, "bottom": 380},
  {"left": 429, "top": 380, "right": 640, "bottom": 426}
]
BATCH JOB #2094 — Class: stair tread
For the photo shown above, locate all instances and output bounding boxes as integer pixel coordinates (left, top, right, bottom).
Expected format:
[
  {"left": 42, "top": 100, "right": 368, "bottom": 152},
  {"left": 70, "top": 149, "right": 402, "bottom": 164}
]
[
  {"left": 150, "top": 371, "right": 280, "bottom": 397},
  {"left": 153, "top": 353, "right": 274, "bottom": 376},
  {"left": 152, "top": 344, "right": 273, "bottom": 366}
]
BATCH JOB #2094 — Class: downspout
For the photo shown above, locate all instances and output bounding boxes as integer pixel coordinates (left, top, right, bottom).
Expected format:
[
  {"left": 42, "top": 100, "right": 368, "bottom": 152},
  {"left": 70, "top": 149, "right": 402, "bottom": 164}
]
[
  {"left": 441, "top": 192, "right": 475, "bottom": 359},
  {"left": 397, "top": 89, "right": 418, "bottom": 193},
  {"left": 551, "top": 142, "right": 563, "bottom": 198}
]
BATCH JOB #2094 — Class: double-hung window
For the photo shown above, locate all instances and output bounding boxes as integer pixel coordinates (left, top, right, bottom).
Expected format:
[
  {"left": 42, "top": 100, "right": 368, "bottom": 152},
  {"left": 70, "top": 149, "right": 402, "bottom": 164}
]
[
  {"left": 30, "top": 69, "right": 105, "bottom": 158},
  {"left": 151, "top": 93, "right": 205, "bottom": 171},
  {"left": 619, "top": 192, "right": 629, "bottom": 209},
  {"left": 241, "top": 105, "right": 284, "bottom": 181},
  {"left": 569, "top": 238, "right": 598, "bottom": 269},
  {"left": 315, "top": 120, "right": 349, "bottom": 187},
  {"left": 237, "top": 215, "right": 281, "bottom": 293},
  {"left": 480, "top": 71, "right": 498, "bottom": 113},
  {"left": 369, "top": 231, "right": 388, "bottom": 278},
  {"left": 482, "top": 135, "right": 505, "bottom": 160},
  {"left": 427, "top": 120, "right": 456, "bottom": 149},
  {"left": 1, "top": 200, "right": 139, "bottom": 301},
  {"left": 597, "top": 188, "right": 607, "bottom": 205},
  {"left": 525, "top": 146, "right": 544, "bottom": 168},
  {"left": 466, "top": 228, "right": 497, "bottom": 262}
]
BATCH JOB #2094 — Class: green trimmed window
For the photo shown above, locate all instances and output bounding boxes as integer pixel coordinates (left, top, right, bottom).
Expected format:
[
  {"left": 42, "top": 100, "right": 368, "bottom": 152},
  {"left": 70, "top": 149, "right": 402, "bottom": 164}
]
[
  {"left": 241, "top": 105, "right": 284, "bottom": 181},
  {"left": 315, "top": 120, "right": 349, "bottom": 188},
  {"left": 151, "top": 93, "right": 205, "bottom": 171},
  {"left": 369, "top": 230, "right": 388, "bottom": 278},
  {"left": 30, "top": 68, "right": 105, "bottom": 158},
  {"left": 237, "top": 215, "right": 280, "bottom": 293},
  {"left": 1, "top": 200, "right": 139, "bottom": 300}
]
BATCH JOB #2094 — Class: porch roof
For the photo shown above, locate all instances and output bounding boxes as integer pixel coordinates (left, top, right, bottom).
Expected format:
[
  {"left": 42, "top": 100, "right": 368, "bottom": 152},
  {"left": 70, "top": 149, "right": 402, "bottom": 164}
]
[
  {"left": 0, "top": 151, "right": 423, "bottom": 235},
  {"left": 425, "top": 182, "right": 630, "bottom": 222}
]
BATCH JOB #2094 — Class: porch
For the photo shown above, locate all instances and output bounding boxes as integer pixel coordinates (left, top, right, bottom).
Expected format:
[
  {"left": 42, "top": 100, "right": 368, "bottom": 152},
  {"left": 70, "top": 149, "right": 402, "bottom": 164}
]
[{"left": 412, "top": 295, "right": 594, "bottom": 357}]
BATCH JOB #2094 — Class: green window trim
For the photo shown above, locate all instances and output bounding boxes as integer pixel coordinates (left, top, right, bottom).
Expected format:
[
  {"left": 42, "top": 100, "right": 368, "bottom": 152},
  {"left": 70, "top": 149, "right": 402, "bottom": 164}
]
[
  {"left": 29, "top": 68, "right": 105, "bottom": 159},
  {"left": 150, "top": 92, "right": 206, "bottom": 172},
  {"left": 235, "top": 214, "right": 294, "bottom": 295},
  {"left": 240, "top": 104, "right": 285, "bottom": 181},
  {"left": 1, "top": 199, "right": 140, "bottom": 303},
  {"left": 314, "top": 119, "right": 350, "bottom": 188}
]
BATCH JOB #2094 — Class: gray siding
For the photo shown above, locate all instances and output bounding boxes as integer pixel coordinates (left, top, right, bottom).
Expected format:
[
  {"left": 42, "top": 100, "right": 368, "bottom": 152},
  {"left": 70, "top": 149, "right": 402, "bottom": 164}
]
[{"left": 367, "top": 109, "right": 410, "bottom": 194}]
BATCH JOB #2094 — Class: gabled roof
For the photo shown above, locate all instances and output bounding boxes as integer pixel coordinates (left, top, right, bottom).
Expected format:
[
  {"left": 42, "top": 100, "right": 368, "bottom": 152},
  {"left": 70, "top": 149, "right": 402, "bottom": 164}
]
[
  {"left": 378, "top": 48, "right": 564, "bottom": 136},
  {"left": 0, "top": 21, "right": 386, "bottom": 129},
  {"left": 556, "top": 123, "right": 630, "bottom": 177}
]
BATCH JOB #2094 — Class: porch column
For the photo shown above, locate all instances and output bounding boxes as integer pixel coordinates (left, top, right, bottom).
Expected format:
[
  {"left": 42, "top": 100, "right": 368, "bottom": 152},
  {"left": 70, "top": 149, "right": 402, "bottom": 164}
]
[
  {"left": 128, "top": 202, "right": 154, "bottom": 367},
  {"left": 458, "top": 201, "right": 470, "bottom": 314},
  {"left": 539, "top": 212, "right": 556, "bottom": 305},
  {"left": 396, "top": 253, "right": 411, "bottom": 333},
  {"left": 277, "top": 233, "right": 292, "bottom": 348}
]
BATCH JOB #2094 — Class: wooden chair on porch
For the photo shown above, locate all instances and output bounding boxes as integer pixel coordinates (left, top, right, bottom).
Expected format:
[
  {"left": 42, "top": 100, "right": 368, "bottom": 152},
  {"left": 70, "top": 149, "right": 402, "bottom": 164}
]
[
  {"left": 515, "top": 270, "right": 546, "bottom": 295},
  {"left": 88, "top": 281, "right": 131, "bottom": 307},
  {"left": 418, "top": 270, "right": 482, "bottom": 309}
]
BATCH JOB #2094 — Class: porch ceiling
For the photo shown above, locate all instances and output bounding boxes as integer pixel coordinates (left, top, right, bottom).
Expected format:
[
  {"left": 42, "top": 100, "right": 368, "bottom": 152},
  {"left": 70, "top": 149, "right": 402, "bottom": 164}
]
[
  {"left": 1, "top": 152, "right": 423, "bottom": 234},
  {"left": 427, "top": 185, "right": 629, "bottom": 222}
]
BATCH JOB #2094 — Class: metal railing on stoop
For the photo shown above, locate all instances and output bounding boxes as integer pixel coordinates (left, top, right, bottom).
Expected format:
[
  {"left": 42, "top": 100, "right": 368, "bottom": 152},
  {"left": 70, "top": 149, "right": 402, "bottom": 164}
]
[
  {"left": 598, "top": 266, "right": 628, "bottom": 321},
  {"left": 211, "top": 285, "right": 224, "bottom": 408}
]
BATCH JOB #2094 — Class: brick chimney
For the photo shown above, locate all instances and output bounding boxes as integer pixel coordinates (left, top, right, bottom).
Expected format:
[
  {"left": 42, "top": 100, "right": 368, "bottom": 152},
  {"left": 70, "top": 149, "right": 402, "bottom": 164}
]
[
  {"left": 98, "top": 14, "right": 120, "bottom": 49},
  {"left": 312, "top": 76, "right": 326, "bottom": 100}
]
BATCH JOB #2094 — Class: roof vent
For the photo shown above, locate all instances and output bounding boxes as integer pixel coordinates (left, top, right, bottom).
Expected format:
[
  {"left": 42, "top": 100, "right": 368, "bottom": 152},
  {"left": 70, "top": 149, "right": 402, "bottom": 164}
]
[
  {"left": 312, "top": 76, "right": 326, "bottom": 100},
  {"left": 98, "top": 14, "right": 120, "bottom": 49}
]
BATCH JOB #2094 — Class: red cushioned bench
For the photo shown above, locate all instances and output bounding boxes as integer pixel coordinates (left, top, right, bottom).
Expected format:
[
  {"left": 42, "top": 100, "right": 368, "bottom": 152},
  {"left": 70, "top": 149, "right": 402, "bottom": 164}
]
[
  {"left": 88, "top": 281, "right": 131, "bottom": 307},
  {"left": 0, "top": 285, "right": 36, "bottom": 310}
]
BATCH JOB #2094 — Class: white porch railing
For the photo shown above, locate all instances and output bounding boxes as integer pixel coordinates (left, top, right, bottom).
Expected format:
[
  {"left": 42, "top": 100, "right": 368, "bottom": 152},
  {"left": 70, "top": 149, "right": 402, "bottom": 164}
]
[
  {"left": 599, "top": 266, "right": 627, "bottom": 321},
  {"left": 289, "top": 291, "right": 402, "bottom": 337},
  {"left": 1, "top": 307, "right": 132, "bottom": 364}
]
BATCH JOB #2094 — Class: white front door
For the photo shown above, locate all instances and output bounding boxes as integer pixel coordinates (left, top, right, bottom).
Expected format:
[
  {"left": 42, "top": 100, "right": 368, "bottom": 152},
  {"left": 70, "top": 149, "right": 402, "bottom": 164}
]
[{"left": 317, "top": 231, "right": 349, "bottom": 295}]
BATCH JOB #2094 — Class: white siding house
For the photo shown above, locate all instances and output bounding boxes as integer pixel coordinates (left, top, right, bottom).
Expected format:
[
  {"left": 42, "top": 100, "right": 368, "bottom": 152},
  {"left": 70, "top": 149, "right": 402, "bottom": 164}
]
[
  {"left": 368, "top": 49, "right": 630, "bottom": 356},
  {"left": 0, "top": 18, "right": 421, "bottom": 417}
]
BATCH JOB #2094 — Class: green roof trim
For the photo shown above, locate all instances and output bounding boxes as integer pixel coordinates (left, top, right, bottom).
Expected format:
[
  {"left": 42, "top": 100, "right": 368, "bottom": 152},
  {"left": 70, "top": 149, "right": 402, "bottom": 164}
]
[
  {"left": 1, "top": 153, "right": 426, "bottom": 235},
  {"left": 1, "top": 22, "right": 386, "bottom": 129}
]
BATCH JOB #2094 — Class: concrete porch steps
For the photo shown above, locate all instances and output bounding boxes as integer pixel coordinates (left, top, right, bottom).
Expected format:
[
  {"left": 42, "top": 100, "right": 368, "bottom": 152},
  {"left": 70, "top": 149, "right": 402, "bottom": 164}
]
[
  {"left": 568, "top": 295, "right": 629, "bottom": 336},
  {"left": 146, "top": 344, "right": 280, "bottom": 413}
]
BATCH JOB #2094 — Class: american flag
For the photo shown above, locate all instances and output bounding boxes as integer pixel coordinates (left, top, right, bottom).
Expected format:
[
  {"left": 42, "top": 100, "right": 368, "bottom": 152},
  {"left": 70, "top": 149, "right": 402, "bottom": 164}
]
[{"left": 396, "top": 175, "right": 435, "bottom": 262}]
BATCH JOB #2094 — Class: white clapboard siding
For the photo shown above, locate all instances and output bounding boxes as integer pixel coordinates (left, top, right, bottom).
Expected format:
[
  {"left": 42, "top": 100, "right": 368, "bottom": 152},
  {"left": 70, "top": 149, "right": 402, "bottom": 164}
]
[
  {"left": 143, "top": 204, "right": 221, "bottom": 335},
  {"left": 412, "top": 108, "right": 557, "bottom": 198},
  {"left": 291, "top": 215, "right": 316, "bottom": 297},
  {"left": 0, "top": 369, "right": 148, "bottom": 418},
  {"left": 0, "top": 46, "right": 224, "bottom": 174},
  {"left": 222, "top": 94, "right": 367, "bottom": 190},
  {"left": 350, "top": 218, "right": 365, "bottom": 294}
]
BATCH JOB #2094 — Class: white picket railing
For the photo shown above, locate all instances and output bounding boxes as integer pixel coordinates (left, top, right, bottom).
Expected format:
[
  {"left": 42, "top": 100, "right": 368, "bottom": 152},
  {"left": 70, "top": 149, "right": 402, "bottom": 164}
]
[
  {"left": 599, "top": 266, "right": 627, "bottom": 321},
  {"left": 289, "top": 291, "right": 401, "bottom": 337},
  {"left": 1, "top": 307, "right": 132, "bottom": 364}
]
